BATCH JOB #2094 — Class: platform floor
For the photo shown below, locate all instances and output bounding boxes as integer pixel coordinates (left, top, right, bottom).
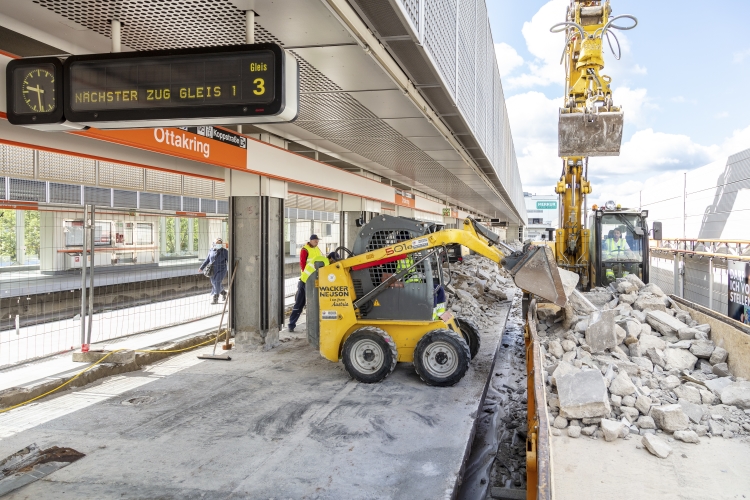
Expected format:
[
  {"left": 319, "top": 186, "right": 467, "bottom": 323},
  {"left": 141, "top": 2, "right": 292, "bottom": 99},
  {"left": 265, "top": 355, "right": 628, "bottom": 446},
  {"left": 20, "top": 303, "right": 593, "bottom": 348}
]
[
  {"left": 0, "top": 304, "right": 510, "bottom": 500},
  {"left": 552, "top": 431, "right": 750, "bottom": 500}
]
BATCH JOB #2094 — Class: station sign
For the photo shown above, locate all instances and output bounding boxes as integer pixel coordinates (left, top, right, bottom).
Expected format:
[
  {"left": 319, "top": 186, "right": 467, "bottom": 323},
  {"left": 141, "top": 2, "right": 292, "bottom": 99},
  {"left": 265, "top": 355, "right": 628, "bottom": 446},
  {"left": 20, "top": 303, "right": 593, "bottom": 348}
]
[
  {"left": 395, "top": 189, "right": 415, "bottom": 208},
  {"left": 5, "top": 44, "right": 298, "bottom": 130},
  {"left": 728, "top": 260, "right": 750, "bottom": 324}
]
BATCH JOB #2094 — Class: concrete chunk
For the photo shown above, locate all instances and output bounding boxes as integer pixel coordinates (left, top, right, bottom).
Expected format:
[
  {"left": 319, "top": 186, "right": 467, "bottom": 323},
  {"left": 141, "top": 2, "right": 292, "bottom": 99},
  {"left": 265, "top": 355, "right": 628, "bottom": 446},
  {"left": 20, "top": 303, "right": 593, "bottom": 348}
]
[
  {"left": 704, "top": 377, "right": 733, "bottom": 395},
  {"left": 601, "top": 418, "right": 626, "bottom": 442},
  {"left": 674, "top": 430, "right": 700, "bottom": 444},
  {"left": 709, "top": 346, "right": 728, "bottom": 365},
  {"left": 646, "top": 310, "right": 687, "bottom": 336},
  {"left": 617, "top": 280, "right": 638, "bottom": 294},
  {"left": 551, "top": 361, "right": 580, "bottom": 386},
  {"left": 636, "top": 415, "right": 656, "bottom": 429},
  {"left": 642, "top": 433, "right": 672, "bottom": 458},
  {"left": 634, "top": 295, "right": 667, "bottom": 313},
  {"left": 639, "top": 335, "right": 666, "bottom": 351},
  {"left": 678, "top": 400, "right": 705, "bottom": 424},
  {"left": 635, "top": 395, "right": 652, "bottom": 415},
  {"left": 625, "top": 273, "right": 646, "bottom": 289},
  {"left": 720, "top": 381, "right": 750, "bottom": 409},
  {"left": 641, "top": 283, "right": 666, "bottom": 297},
  {"left": 72, "top": 349, "right": 135, "bottom": 364},
  {"left": 609, "top": 370, "right": 637, "bottom": 397},
  {"left": 664, "top": 348, "right": 698, "bottom": 371},
  {"left": 712, "top": 362, "right": 732, "bottom": 377},
  {"left": 631, "top": 356, "right": 653, "bottom": 373},
  {"left": 651, "top": 404, "right": 689, "bottom": 432},
  {"left": 557, "top": 370, "right": 611, "bottom": 419},
  {"left": 689, "top": 340, "right": 715, "bottom": 359},
  {"left": 585, "top": 310, "right": 617, "bottom": 353},
  {"left": 677, "top": 327, "right": 700, "bottom": 341}
]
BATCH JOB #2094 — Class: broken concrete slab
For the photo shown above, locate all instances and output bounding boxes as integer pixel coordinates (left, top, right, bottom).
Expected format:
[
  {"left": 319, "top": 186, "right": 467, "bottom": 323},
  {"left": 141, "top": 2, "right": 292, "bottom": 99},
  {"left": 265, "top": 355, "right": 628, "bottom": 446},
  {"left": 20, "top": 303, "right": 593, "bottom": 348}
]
[
  {"left": 646, "top": 310, "right": 687, "bottom": 336},
  {"left": 639, "top": 335, "right": 667, "bottom": 351},
  {"left": 609, "top": 371, "right": 637, "bottom": 397},
  {"left": 634, "top": 295, "right": 667, "bottom": 313},
  {"left": 678, "top": 400, "right": 705, "bottom": 424},
  {"left": 673, "top": 430, "right": 700, "bottom": 444},
  {"left": 551, "top": 361, "right": 580, "bottom": 387},
  {"left": 651, "top": 404, "right": 689, "bottom": 432},
  {"left": 635, "top": 395, "right": 652, "bottom": 415},
  {"left": 689, "top": 340, "right": 715, "bottom": 359},
  {"left": 720, "top": 381, "right": 750, "bottom": 409},
  {"left": 641, "top": 283, "right": 666, "bottom": 297},
  {"left": 72, "top": 349, "right": 136, "bottom": 364},
  {"left": 585, "top": 310, "right": 617, "bottom": 353},
  {"left": 712, "top": 362, "right": 732, "bottom": 377},
  {"left": 704, "top": 377, "right": 733, "bottom": 395},
  {"left": 663, "top": 348, "right": 698, "bottom": 371},
  {"left": 557, "top": 370, "right": 611, "bottom": 419},
  {"left": 600, "top": 418, "right": 626, "bottom": 442},
  {"left": 642, "top": 433, "right": 672, "bottom": 458},
  {"left": 709, "top": 346, "right": 728, "bottom": 365}
]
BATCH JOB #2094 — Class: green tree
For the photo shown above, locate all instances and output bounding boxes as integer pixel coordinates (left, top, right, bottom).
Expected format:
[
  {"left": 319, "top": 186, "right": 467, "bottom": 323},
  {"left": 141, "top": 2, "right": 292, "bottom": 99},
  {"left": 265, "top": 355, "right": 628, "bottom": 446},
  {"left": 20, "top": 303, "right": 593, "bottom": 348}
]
[
  {"left": 180, "top": 218, "right": 189, "bottom": 252},
  {"left": 193, "top": 218, "right": 199, "bottom": 251},
  {"left": 165, "top": 217, "right": 175, "bottom": 254},
  {"left": 24, "top": 210, "right": 40, "bottom": 261},
  {"left": 0, "top": 210, "right": 17, "bottom": 264}
]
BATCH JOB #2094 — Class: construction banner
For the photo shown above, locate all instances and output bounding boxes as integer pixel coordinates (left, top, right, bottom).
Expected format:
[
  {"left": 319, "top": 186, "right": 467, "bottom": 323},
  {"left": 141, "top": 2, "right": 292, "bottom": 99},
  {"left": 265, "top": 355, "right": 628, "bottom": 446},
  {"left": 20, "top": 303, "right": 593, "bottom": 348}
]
[{"left": 728, "top": 260, "right": 750, "bottom": 325}]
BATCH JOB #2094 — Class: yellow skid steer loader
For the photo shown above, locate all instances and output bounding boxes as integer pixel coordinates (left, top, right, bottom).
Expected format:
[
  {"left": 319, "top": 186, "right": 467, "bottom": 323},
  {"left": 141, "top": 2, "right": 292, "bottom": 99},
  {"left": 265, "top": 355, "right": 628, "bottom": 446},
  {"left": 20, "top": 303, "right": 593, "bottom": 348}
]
[{"left": 303, "top": 215, "right": 572, "bottom": 387}]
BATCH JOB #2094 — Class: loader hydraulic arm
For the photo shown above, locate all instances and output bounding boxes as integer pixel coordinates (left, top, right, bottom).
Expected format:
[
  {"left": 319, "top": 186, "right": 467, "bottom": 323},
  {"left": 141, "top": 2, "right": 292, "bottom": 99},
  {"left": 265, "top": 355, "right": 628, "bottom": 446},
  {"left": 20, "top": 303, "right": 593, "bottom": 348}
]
[{"left": 338, "top": 218, "right": 569, "bottom": 307}]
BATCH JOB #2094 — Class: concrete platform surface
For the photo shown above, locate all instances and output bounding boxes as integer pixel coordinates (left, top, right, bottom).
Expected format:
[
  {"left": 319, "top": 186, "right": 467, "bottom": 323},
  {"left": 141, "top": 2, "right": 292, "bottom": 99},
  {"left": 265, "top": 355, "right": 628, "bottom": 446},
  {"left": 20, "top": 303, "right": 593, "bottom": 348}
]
[
  {"left": 552, "top": 432, "right": 750, "bottom": 500},
  {"left": 0, "top": 304, "right": 510, "bottom": 500}
]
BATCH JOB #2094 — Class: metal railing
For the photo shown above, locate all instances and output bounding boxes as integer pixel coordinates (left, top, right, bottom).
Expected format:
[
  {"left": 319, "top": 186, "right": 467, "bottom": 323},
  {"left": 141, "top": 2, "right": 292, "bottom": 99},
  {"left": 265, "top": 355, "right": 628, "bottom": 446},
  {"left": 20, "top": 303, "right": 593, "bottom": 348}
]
[{"left": 650, "top": 238, "right": 750, "bottom": 316}]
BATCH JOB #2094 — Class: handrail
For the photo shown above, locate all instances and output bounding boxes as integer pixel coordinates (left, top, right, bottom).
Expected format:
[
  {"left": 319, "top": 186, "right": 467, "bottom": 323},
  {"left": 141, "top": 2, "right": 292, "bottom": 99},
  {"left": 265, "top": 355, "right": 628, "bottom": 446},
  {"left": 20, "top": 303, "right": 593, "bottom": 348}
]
[
  {"left": 649, "top": 248, "right": 750, "bottom": 262},
  {"left": 656, "top": 238, "right": 750, "bottom": 245}
]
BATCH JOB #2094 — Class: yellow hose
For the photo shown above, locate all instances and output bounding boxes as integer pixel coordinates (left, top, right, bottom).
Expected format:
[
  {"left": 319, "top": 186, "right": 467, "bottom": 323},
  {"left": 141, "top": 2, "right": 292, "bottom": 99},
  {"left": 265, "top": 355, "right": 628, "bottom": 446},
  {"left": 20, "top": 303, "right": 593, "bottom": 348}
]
[{"left": 0, "top": 330, "right": 228, "bottom": 414}]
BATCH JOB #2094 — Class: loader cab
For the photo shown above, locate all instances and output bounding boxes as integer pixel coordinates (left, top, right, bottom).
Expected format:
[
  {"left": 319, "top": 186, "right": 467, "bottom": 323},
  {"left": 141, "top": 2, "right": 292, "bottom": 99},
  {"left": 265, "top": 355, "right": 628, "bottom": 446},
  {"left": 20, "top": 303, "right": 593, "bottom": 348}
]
[
  {"left": 350, "top": 215, "right": 441, "bottom": 321},
  {"left": 589, "top": 202, "right": 650, "bottom": 288}
]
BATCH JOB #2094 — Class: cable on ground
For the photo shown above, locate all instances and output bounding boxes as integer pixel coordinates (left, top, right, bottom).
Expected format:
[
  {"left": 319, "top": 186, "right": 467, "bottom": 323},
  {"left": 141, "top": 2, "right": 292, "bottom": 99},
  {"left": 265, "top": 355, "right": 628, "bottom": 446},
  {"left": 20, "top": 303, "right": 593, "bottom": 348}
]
[{"left": 0, "top": 330, "right": 229, "bottom": 414}]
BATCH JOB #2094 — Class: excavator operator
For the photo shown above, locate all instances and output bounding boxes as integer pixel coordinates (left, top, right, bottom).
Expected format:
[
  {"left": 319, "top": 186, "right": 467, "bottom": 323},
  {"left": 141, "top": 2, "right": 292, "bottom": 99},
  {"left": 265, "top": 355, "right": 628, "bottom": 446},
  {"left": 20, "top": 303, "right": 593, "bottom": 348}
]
[{"left": 603, "top": 226, "right": 634, "bottom": 282}]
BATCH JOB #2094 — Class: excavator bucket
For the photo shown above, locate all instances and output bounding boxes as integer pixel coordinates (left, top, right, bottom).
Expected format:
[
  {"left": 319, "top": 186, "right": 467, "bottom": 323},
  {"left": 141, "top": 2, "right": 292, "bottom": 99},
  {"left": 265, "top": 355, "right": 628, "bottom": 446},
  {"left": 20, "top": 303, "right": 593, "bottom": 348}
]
[
  {"left": 558, "top": 110, "right": 624, "bottom": 157},
  {"left": 505, "top": 246, "right": 573, "bottom": 307}
]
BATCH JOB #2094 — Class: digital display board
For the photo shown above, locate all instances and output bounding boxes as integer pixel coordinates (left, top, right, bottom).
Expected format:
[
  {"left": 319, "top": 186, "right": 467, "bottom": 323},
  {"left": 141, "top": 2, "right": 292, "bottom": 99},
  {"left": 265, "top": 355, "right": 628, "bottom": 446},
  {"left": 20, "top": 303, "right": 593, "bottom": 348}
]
[{"left": 63, "top": 43, "right": 297, "bottom": 128}]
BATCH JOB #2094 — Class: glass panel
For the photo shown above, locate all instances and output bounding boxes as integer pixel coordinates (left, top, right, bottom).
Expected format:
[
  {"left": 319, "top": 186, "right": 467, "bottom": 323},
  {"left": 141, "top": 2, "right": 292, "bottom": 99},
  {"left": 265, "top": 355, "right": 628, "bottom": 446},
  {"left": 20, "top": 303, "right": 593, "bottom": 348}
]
[
  {"left": 600, "top": 213, "right": 643, "bottom": 281},
  {"left": 137, "top": 223, "right": 153, "bottom": 245}
]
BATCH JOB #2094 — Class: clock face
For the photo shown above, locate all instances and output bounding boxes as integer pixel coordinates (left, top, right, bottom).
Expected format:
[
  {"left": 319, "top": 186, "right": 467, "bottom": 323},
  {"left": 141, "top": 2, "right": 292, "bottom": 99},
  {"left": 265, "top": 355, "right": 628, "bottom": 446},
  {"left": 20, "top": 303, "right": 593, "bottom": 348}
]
[{"left": 14, "top": 64, "right": 57, "bottom": 114}]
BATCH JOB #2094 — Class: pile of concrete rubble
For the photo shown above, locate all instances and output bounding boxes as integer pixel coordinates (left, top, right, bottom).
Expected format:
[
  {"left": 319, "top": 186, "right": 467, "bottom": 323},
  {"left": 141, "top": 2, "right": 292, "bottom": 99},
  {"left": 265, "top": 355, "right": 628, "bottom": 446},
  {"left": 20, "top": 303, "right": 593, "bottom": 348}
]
[
  {"left": 537, "top": 274, "right": 750, "bottom": 458},
  {"left": 445, "top": 255, "right": 519, "bottom": 329}
]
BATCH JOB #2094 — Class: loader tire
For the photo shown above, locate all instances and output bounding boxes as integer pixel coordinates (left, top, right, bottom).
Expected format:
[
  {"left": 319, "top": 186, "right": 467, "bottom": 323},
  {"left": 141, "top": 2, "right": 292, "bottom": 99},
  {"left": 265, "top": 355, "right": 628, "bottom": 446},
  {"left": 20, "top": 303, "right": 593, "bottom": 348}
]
[
  {"left": 341, "top": 327, "right": 398, "bottom": 384},
  {"left": 455, "top": 317, "right": 481, "bottom": 360},
  {"left": 413, "top": 329, "right": 471, "bottom": 387}
]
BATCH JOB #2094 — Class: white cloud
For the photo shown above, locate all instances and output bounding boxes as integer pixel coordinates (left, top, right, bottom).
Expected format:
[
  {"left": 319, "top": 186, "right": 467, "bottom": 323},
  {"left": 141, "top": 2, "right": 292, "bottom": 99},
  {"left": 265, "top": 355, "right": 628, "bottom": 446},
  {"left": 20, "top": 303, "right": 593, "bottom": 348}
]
[
  {"left": 494, "top": 43, "right": 524, "bottom": 79},
  {"left": 715, "top": 111, "right": 729, "bottom": 119},
  {"left": 505, "top": 0, "right": 567, "bottom": 89},
  {"left": 632, "top": 64, "right": 648, "bottom": 75},
  {"left": 611, "top": 86, "right": 655, "bottom": 126}
]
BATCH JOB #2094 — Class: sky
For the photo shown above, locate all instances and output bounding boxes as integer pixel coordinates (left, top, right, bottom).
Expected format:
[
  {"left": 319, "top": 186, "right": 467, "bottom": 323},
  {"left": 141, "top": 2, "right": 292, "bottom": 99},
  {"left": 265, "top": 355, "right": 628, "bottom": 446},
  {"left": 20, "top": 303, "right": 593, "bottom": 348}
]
[{"left": 487, "top": 0, "right": 750, "bottom": 207}]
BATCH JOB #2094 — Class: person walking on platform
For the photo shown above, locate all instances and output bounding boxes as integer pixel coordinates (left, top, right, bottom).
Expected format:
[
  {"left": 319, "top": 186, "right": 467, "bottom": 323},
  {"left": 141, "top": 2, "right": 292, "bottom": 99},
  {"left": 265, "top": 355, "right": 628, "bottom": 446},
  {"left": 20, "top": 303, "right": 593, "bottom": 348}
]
[
  {"left": 288, "top": 234, "right": 328, "bottom": 332},
  {"left": 199, "top": 237, "right": 228, "bottom": 304}
]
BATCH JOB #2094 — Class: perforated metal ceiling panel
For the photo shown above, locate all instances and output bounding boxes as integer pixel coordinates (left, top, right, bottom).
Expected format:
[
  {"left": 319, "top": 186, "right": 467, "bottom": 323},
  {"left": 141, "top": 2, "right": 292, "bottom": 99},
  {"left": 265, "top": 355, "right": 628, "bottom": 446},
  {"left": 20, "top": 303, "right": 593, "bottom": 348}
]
[{"left": 17, "top": 0, "right": 524, "bottom": 220}]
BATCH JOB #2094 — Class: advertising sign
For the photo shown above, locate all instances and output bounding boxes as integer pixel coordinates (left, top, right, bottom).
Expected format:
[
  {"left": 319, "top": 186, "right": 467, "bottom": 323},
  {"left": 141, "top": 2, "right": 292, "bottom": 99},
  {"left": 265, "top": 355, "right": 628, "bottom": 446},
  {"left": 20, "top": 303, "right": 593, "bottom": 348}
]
[
  {"left": 536, "top": 200, "right": 558, "bottom": 210},
  {"left": 728, "top": 260, "right": 750, "bottom": 325}
]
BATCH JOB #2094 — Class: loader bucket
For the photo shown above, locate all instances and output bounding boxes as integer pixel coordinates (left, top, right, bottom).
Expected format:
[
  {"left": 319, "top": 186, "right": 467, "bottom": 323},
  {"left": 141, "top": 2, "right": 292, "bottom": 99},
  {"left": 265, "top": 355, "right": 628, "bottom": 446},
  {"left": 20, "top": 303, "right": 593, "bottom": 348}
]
[
  {"left": 558, "top": 110, "right": 624, "bottom": 157},
  {"left": 506, "top": 245, "right": 573, "bottom": 307}
]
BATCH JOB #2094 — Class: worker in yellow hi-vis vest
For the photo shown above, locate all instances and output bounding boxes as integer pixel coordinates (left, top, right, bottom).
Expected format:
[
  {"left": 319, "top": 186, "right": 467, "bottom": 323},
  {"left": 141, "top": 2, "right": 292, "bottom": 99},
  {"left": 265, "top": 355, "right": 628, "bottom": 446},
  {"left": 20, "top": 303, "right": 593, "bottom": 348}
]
[
  {"left": 602, "top": 226, "right": 632, "bottom": 282},
  {"left": 289, "top": 234, "right": 328, "bottom": 332}
]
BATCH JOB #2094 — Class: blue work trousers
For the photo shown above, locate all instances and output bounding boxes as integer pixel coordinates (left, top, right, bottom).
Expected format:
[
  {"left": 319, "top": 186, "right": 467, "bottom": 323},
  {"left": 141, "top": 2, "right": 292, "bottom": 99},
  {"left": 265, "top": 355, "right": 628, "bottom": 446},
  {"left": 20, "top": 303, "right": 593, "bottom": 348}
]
[
  {"left": 211, "top": 268, "right": 227, "bottom": 296},
  {"left": 288, "top": 280, "right": 306, "bottom": 329}
]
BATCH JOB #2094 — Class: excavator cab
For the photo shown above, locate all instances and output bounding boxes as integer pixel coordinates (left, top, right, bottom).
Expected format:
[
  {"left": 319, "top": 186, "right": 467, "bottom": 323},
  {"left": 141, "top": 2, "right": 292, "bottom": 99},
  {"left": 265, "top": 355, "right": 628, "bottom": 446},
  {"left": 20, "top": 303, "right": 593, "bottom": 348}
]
[{"left": 589, "top": 203, "right": 650, "bottom": 287}]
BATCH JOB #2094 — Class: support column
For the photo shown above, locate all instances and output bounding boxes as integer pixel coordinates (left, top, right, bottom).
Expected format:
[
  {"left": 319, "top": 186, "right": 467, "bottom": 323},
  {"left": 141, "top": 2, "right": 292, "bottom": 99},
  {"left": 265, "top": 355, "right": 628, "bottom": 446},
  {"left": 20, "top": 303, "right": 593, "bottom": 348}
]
[
  {"left": 228, "top": 170, "right": 285, "bottom": 349},
  {"left": 506, "top": 223, "right": 520, "bottom": 243},
  {"left": 39, "top": 210, "right": 56, "bottom": 272}
]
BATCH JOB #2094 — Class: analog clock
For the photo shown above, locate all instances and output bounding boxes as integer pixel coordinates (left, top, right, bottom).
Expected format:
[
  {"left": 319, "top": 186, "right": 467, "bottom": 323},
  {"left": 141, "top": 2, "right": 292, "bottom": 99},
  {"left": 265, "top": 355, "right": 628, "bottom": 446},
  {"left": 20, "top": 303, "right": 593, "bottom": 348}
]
[
  {"left": 20, "top": 66, "right": 56, "bottom": 113},
  {"left": 6, "top": 57, "right": 68, "bottom": 128}
]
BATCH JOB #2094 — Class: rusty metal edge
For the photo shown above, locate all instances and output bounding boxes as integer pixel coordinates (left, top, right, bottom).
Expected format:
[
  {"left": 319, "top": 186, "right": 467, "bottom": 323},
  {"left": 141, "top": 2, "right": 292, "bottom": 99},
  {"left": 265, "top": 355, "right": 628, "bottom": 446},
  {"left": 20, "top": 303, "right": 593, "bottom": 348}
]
[{"left": 526, "top": 299, "right": 553, "bottom": 500}]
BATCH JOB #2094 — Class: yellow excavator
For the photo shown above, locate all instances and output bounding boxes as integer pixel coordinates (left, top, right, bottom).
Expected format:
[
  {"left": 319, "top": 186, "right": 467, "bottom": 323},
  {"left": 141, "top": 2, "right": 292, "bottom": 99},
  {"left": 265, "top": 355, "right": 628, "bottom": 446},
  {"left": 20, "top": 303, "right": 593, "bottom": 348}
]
[
  {"left": 304, "top": 215, "right": 572, "bottom": 386},
  {"left": 550, "top": 1, "right": 652, "bottom": 290}
]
